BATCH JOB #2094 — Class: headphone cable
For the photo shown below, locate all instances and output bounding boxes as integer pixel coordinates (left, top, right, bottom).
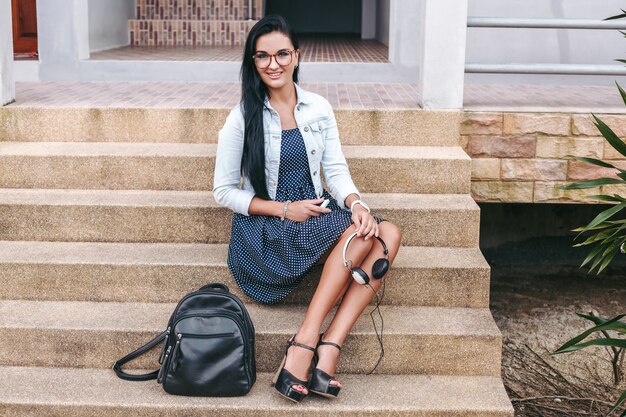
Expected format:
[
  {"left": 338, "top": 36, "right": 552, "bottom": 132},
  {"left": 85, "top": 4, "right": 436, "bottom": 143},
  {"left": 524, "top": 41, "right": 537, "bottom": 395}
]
[{"left": 366, "top": 279, "right": 385, "bottom": 375}]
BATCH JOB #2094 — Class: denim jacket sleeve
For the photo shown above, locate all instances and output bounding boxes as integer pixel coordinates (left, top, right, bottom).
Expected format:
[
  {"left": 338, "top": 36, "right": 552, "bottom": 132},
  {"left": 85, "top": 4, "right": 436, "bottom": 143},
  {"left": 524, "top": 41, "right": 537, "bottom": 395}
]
[
  {"left": 319, "top": 102, "right": 360, "bottom": 210},
  {"left": 213, "top": 106, "right": 256, "bottom": 216}
]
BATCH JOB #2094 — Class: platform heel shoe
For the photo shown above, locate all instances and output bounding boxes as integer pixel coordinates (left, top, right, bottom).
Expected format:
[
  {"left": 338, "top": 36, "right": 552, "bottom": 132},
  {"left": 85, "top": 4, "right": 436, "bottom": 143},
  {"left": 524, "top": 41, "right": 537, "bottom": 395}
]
[
  {"left": 309, "top": 338, "right": 342, "bottom": 399},
  {"left": 271, "top": 337, "right": 316, "bottom": 403}
]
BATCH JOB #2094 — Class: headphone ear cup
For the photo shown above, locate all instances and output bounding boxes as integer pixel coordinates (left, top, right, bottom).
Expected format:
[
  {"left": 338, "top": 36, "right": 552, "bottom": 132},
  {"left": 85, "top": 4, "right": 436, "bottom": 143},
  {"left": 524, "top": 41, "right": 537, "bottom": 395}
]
[
  {"left": 351, "top": 267, "right": 370, "bottom": 285},
  {"left": 372, "top": 259, "right": 390, "bottom": 279}
]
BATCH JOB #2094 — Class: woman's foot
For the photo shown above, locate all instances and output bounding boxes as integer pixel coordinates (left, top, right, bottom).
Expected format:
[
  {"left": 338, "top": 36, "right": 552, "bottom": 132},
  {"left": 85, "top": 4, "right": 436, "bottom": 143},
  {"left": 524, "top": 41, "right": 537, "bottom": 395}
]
[
  {"left": 309, "top": 335, "right": 342, "bottom": 398},
  {"left": 272, "top": 332, "right": 317, "bottom": 401},
  {"left": 284, "top": 332, "right": 318, "bottom": 392}
]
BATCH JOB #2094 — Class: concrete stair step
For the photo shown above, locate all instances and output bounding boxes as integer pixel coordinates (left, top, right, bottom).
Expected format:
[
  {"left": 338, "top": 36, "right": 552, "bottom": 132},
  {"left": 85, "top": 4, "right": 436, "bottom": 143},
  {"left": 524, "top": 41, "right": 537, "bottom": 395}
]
[
  {"left": 136, "top": 0, "right": 263, "bottom": 20},
  {"left": 0, "top": 241, "right": 490, "bottom": 308},
  {"left": 0, "top": 142, "right": 470, "bottom": 194},
  {"left": 0, "top": 107, "right": 461, "bottom": 146},
  {"left": 0, "top": 300, "right": 503, "bottom": 376},
  {"left": 0, "top": 189, "right": 480, "bottom": 246},
  {"left": 0, "top": 366, "right": 514, "bottom": 416}
]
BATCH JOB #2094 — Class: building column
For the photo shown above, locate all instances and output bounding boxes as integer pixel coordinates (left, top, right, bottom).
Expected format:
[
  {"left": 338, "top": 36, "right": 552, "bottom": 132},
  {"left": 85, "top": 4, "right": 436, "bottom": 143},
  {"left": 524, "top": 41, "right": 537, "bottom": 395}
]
[
  {"left": 362, "top": 0, "right": 377, "bottom": 39},
  {"left": 37, "top": 0, "right": 89, "bottom": 81},
  {"left": 418, "top": 0, "right": 468, "bottom": 109},
  {"left": 1, "top": 0, "right": 15, "bottom": 106}
]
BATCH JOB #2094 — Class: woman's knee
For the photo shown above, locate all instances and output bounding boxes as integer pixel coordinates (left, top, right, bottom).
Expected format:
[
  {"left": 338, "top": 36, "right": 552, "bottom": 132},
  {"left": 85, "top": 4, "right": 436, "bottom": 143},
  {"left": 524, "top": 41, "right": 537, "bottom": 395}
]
[
  {"left": 379, "top": 221, "right": 402, "bottom": 250},
  {"left": 344, "top": 228, "right": 375, "bottom": 261}
]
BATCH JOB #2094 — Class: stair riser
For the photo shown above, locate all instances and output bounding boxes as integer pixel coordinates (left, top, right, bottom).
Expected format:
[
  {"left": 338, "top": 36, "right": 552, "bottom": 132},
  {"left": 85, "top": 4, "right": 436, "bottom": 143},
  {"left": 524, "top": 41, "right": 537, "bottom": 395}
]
[
  {"left": 1, "top": 367, "right": 515, "bottom": 417},
  {"left": 136, "top": 0, "right": 263, "bottom": 20},
  {"left": 0, "top": 108, "right": 461, "bottom": 146},
  {"left": 0, "top": 206, "right": 480, "bottom": 247},
  {"left": 0, "top": 155, "right": 470, "bottom": 194},
  {"left": 0, "top": 155, "right": 213, "bottom": 191},
  {"left": 2, "top": 328, "right": 502, "bottom": 376},
  {"left": 0, "top": 263, "right": 490, "bottom": 308}
]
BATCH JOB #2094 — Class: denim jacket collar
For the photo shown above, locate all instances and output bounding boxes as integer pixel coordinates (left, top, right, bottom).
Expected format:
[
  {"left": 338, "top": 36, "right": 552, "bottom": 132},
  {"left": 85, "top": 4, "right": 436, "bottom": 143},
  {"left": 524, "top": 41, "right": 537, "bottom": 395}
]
[{"left": 263, "top": 83, "right": 313, "bottom": 110}]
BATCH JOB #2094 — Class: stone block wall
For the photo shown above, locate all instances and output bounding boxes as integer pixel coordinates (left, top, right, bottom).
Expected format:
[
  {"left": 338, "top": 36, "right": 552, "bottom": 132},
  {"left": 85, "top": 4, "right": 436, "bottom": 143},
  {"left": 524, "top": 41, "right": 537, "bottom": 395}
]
[{"left": 462, "top": 112, "right": 626, "bottom": 203}]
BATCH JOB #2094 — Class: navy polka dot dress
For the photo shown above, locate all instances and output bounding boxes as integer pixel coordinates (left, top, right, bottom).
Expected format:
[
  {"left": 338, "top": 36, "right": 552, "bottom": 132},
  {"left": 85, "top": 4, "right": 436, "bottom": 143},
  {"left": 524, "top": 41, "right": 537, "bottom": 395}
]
[{"left": 227, "top": 128, "right": 381, "bottom": 305}]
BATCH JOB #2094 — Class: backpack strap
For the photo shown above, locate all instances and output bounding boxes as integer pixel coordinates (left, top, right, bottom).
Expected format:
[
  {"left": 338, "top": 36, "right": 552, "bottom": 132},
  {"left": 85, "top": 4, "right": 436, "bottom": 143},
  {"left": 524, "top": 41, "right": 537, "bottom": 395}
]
[{"left": 112, "top": 331, "right": 168, "bottom": 381}]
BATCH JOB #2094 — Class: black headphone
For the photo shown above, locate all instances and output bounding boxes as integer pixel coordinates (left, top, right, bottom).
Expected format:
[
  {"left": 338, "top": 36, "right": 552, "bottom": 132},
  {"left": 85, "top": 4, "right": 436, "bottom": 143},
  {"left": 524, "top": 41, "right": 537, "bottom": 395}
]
[{"left": 342, "top": 231, "right": 390, "bottom": 285}]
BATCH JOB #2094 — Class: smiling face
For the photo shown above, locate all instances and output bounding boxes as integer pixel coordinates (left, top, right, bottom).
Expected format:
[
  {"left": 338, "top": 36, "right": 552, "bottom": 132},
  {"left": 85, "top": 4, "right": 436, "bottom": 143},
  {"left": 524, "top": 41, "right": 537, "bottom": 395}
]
[{"left": 254, "top": 31, "right": 299, "bottom": 93}]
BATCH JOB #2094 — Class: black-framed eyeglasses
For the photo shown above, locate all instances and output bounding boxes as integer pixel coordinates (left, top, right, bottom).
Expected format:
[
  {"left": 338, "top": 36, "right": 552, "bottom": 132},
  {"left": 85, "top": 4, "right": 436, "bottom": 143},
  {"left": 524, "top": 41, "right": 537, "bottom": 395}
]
[{"left": 252, "top": 50, "right": 295, "bottom": 69}]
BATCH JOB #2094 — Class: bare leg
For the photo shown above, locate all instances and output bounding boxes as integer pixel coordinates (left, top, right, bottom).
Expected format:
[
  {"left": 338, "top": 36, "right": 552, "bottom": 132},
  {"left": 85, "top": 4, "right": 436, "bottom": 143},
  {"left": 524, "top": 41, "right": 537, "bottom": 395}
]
[
  {"left": 283, "top": 225, "right": 375, "bottom": 394},
  {"left": 316, "top": 221, "right": 402, "bottom": 386}
]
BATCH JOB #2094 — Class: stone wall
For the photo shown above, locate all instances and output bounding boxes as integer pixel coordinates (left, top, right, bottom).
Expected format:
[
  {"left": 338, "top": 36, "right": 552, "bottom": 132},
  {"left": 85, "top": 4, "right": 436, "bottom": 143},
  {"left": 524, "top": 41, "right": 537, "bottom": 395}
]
[{"left": 462, "top": 112, "right": 626, "bottom": 203}]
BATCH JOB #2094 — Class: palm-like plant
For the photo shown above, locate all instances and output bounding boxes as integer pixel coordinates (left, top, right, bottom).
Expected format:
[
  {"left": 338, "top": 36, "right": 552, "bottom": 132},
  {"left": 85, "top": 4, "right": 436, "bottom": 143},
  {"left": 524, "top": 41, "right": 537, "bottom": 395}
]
[
  {"left": 560, "top": 99, "right": 626, "bottom": 274},
  {"left": 555, "top": 10, "right": 626, "bottom": 417},
  {"left": 560, "top": 8, "right": 626, "bottom": 274},
  {"left": 553, "top": 313, "right": 626, "bottom": 416}
]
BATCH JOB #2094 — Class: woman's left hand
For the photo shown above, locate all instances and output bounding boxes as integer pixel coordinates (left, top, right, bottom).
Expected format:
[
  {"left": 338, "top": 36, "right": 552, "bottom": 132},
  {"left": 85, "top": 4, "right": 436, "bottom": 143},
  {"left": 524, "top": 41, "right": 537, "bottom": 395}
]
[{"left": 352, "top": 205, "right": 378, "bottom": 240}]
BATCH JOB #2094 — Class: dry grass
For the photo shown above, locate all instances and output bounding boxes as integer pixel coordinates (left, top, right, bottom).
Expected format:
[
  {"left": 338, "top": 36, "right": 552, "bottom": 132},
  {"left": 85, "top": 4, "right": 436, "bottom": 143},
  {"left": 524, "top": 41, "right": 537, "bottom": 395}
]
[{"left": 503, "top": 342, "right": 623, "bottom": 417}]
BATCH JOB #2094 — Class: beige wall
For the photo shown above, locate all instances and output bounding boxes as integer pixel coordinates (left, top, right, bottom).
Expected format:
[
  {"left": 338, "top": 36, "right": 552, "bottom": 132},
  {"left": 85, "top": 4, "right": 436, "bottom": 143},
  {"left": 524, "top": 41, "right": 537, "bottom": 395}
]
[{"left": 462, "top": 111, "right": 626, "bottom": 203}]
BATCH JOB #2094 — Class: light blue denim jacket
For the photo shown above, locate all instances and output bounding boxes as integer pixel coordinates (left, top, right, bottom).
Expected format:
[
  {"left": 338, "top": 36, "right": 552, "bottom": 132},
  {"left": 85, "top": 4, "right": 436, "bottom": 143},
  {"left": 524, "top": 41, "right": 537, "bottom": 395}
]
[{"left": 213, "top": 84, "right": 359, "bottom": 216}]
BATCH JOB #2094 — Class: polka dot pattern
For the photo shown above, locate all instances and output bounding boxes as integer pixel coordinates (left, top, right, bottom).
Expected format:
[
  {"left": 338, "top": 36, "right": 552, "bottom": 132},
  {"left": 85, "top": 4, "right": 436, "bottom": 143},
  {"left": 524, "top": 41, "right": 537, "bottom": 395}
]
[{"left": 227, "top": 128, "right": 380, "bottom": 305}]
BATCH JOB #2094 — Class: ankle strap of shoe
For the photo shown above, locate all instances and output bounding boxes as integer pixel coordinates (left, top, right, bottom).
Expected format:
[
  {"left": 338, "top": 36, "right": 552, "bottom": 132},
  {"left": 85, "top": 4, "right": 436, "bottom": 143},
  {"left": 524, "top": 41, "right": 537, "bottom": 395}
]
[
  {"left": 289, "top": 339, "right": 315, "bottom": 352},
  {"left": 319, "top": 340, "right": 341, "bottom": 350}
]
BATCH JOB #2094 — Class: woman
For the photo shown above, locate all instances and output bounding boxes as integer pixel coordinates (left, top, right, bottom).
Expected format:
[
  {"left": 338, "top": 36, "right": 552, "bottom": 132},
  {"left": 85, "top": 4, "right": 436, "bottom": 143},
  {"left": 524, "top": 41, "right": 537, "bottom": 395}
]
[{"left": 214, "top": 15, "right": 402, "bottom": 402}]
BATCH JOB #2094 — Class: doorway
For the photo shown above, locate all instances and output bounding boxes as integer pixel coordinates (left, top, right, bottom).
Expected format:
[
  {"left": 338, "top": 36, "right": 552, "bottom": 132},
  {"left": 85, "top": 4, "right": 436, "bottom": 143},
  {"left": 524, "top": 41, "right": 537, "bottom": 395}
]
[
  {"left": 11, "top": 0, "right": 38, "bottom": 59},
  {"left": 266, "top": 0, "right": 362, "bottom": 36}
]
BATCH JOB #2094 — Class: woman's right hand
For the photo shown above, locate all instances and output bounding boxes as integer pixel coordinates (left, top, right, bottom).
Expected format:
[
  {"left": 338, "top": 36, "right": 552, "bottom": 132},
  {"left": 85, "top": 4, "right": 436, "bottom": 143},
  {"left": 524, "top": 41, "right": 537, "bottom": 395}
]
[{"left": 285, "top": 198, "right": 332, "bottom": 222}]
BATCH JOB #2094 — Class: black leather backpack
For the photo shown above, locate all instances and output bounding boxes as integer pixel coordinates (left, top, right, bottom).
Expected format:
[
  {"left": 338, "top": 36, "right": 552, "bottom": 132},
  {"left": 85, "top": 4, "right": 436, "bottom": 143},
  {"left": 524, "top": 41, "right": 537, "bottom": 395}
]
[{"left": 113, "top": 283, "right": 256, "bottom": 397}]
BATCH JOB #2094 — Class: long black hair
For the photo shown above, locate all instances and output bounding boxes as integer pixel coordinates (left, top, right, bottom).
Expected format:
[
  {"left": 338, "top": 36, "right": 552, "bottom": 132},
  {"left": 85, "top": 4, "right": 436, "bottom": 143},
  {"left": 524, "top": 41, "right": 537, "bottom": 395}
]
[{"left": 240, "top": 15, "right": 300, "bottom": 200}]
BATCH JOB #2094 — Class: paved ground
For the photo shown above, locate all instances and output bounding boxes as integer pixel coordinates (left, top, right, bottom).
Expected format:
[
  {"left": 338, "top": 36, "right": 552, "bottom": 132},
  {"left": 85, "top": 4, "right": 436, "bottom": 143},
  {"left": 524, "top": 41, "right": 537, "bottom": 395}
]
[
  {"left": 8, "top": 82, "right": 421, "bottom": 109},
  {"left": 8, "top": 82, "right": 625, "bottom": 113},
  {"left": 91, "top": 37, "right": 390, "bottom": 63}
]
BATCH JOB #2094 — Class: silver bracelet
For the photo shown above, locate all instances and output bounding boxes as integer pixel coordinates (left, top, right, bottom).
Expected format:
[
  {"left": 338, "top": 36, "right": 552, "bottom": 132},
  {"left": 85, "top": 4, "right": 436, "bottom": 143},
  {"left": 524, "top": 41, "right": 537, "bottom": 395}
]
[{"left": 281, "top": 200, "right": 291, "bottom": 221}]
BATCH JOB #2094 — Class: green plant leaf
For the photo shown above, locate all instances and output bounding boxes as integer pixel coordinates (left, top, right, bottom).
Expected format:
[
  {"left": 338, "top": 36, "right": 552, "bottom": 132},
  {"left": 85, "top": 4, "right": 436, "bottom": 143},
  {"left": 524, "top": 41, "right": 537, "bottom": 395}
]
[
  {"left": 553, "top": 313, "right": 626, "bottom": 354},
  {"left": 597, "top": 247, "right": 618, "bottom": 273},
  {"left": 591, "top": 239, "right": 619, "bottom": 270},
  {"left": 574, "top": 221, "right": 614, "bottom": 233},
  {"left": 593, "top": 114, "right": 626, "bottom": 158},
  {"left": 588, "top": 194, "right": 626, "bottom": 203},
  {"left": 589, "top": 241, "right": 614, "bottom": 272},
  {"left": 617, "top": 82, "right": 626, "bottom": 107},
  {"left": 607, "top": 390, "right": 626, "bottom": 417},
  {"left": 576, "top": 312, "right": 608, "bottom": 325},
  {"left": 555, "top": 337, "right": 626, "bottom": 353},
  {"left": 575, "top": 157, "right": 619, "bottom": 169},
  {"left": 605, "top": 9, "right": 626, "bottom": 20},
  {"left": 595, "top": 222, "right": 626, "bottom": 243},
  {"left": 586, "top": 203, "right": 626, "bottom": 229},
  {"left": 576, "top": 228, "right": 618, "bottom": 246},
  {"left": 574, "top": 314, "right": 626, "bottom": 333},
  {"left": 581, "top": 243, "right": 605, "bottom": 267},
  {"left": 561, "top": 178, "right": 625, "bottom": 190}
]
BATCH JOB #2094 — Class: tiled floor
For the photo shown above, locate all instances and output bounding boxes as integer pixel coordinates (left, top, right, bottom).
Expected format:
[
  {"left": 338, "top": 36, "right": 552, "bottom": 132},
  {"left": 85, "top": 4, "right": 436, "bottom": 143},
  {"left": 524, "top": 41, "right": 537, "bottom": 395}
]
[
  {"left": 7, "top": 82, "right": 626, "bottom": 113},
  {"left": 10, "top": 82, "right": 420, "bottom": 109},
  {"left": 464, "top": 83, "right": 626, "bottom": 113},
  {"left": 90, "top": 37, "right": 389, "bottom": 63}
]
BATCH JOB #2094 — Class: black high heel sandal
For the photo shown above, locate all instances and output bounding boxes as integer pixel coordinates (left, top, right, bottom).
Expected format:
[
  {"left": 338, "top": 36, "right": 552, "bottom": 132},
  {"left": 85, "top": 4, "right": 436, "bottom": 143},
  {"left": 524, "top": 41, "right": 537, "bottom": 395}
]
[
  {"left": 271, "top": 336, "right": 316, "bottom": 403},
  {"left": 309, "top": 336, "right": 342, "bottom": 399}
]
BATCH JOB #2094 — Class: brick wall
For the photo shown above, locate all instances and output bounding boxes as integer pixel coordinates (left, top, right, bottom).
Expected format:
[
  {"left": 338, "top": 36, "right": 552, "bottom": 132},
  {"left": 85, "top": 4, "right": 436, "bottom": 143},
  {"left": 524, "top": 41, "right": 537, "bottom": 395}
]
[
  {"left": 462, "top": 112, "right": 626, "bottom": 203},
  {"left": 130, "top": 0, "right": 263, "bottom": 46}
]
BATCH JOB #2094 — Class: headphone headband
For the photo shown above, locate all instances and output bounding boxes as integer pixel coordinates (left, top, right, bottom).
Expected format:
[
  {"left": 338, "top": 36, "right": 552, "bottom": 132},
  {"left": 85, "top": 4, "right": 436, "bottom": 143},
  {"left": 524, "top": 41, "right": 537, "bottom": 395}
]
[{"left": 342, "top": 231, "right": 389, "bottom": 268}]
